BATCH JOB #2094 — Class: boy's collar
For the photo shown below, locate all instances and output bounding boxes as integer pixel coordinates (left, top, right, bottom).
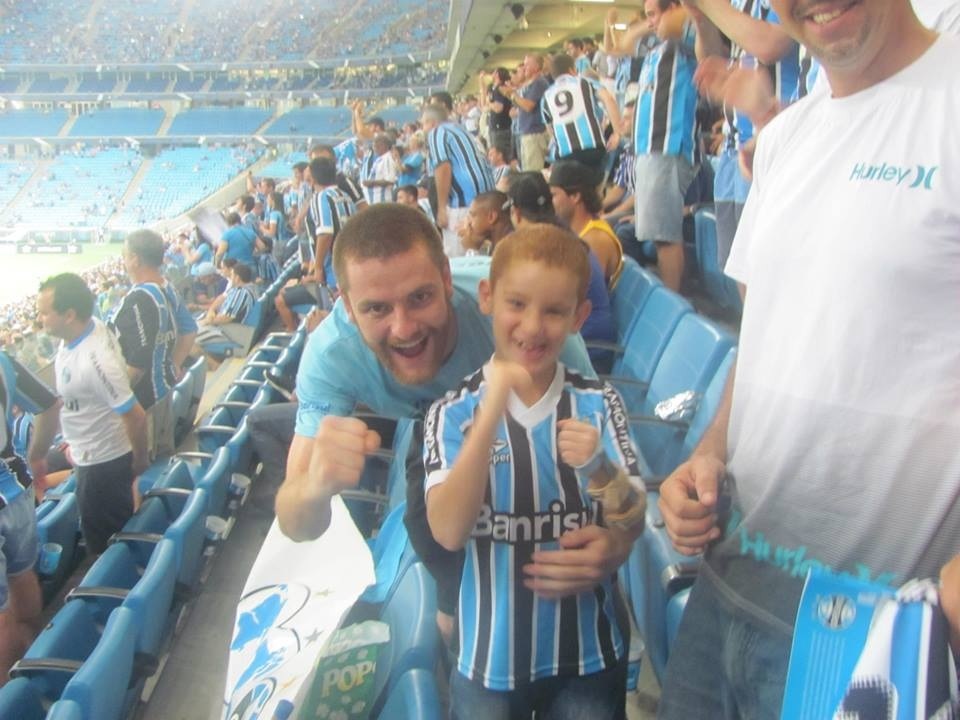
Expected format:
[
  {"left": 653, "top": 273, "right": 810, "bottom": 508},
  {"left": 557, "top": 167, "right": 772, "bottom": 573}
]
[{"left": 482, "top": 360, "right": 566, "bottom": 429}]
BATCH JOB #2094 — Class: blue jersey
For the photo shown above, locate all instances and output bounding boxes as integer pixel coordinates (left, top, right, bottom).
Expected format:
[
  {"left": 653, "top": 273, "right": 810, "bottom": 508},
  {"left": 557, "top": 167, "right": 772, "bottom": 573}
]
[
  {"left": 634, "top": 38, "right": 699, "bottom": 163},
  {"left": 257, "top": 253, "right": 280, "bottom": 285},
  {"left": 11, "top": 411, "right": 32, "bottom": 460},
  {"left": 727, "top": 0, "right": 800, "bottom": 146},
  {"left": 110, "top": 282, "right": 197, "bottom": 408},
  {"left": 222, "top": 225, "right": 257, "bottom": 267},
  {"left": 575, "top": 55, "right": 592, "bottom": 76},
  {"left": 310, "top": 185, "right": 356, "bottom": 240},
  {"left": 221, "top": 284, "right": 256, "bottom": 324},
  {"left": 792, "top": 46, "right": 821, "bottom": 101},
  {"left": 0, "top": 352, "right": 57, "bottom": 506},
  {"left": 294, "top": 256, "right": 595, "bottom": 438},
  {"left": 398, "top": 151, "right": 425, "bottom": 188},
  {"left": 427, "top": 122, "right": 494, "bottom": 209},
  {"left": 541, "top": 74, "right": 607, "bottom": 158},
  {"left": 189, "top": 243, "right": 213, "bottom": 276},
  {"left": 423, "top": 364, "right": 640, "bottom": 689}
]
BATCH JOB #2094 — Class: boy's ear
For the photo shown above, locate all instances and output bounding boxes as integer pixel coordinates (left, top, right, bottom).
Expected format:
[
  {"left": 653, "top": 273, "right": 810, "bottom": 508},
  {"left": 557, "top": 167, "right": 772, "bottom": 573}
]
[
  {"left": 571, "top": 298, "right": 592, "bottom": 334},
  {"left": 478, "top": 279, "right": 493, "bottom": 315}
]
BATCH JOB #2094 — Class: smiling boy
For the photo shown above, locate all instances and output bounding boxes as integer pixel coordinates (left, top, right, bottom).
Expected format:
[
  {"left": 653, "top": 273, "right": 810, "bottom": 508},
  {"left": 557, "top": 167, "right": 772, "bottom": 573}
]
[{"left": 423, "top": 225, "right": 645, "bottom": 719}]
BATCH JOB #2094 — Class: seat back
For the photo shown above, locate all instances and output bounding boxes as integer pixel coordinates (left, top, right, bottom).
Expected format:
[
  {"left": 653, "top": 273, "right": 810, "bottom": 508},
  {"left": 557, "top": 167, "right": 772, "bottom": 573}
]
[
  {"left": 636, "top": 315, "right": 735, "bottom": 475},
  {"left": 608, "top": 287, "right": 692, "bottom": 407},
  {"left": 198, "top": 445, "right": 233, "bottom": 519},
  {"left": 60, "top": 606, "right": 137, "bottom": 720},
  {"left": 19, "top": 600, "right": 103, "bottom": 698},
  {"left": 165, "top": 488, "right": 209, "bottom": 592},
  {"left": 0, "top": 677, "right": 46, "bottom": 720},
  {"left": 695, "top": 208, "right": 742, "bottom": 313},
  {"left": 609, "top": 257, "right": 662, "bottom": 343},
  {"left": 46, "top": 698, "right": 85, "bottom": 720},
  {"left": 373, "top": 563, "right": 439, "bottom": 701},
  {"left": 36, "top": 492, "right": 81, "bottom": 600}
]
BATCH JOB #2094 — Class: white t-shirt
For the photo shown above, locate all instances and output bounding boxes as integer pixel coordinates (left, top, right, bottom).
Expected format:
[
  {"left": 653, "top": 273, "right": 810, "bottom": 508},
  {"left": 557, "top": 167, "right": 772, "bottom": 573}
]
[
  {"left": 713, "top": 36, "right": 960, "bottom": 629},
  {"left": 56, "top": 318, "right": 136, "bottom": 466},
  {"left": 365, "top": 152, "right": 398, "bottom": 205},
  {"left": 915, "top": 0, "right": 960, "bottom": 32}
]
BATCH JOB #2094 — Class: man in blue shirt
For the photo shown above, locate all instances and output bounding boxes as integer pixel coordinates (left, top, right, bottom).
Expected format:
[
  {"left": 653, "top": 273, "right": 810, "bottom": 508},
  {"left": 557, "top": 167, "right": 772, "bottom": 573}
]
[
  {"left": 217, "top": 212, "right": 257, "bottom": 270},
  {"left": 502, "top": 54, "right": 552, "bottom": 172},
  {"left": 274, "top": 205, "right": 635, "bottom": 631}
]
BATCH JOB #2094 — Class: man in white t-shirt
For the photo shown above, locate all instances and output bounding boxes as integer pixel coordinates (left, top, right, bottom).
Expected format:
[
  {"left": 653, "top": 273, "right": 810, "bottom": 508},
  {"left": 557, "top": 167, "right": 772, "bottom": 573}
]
[
  {"left": 37, "top": 273, "right": 149, "bottom": 555},
  {"left": 656, "top": 0, "right": 960, "bottom": 715},
  {"left": 360, "top": 134, "right": 399, "bottom": 205}
]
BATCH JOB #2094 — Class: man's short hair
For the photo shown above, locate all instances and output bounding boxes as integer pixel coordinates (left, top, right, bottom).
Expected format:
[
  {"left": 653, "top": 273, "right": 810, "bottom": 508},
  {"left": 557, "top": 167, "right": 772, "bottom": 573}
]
[
  {"left": 226, "top": 211, "right": 242, "bottom": 226},
  {"left": 309, "top": 144, "right": 334, "bottom": 159},
  {"left": 524, "top": 54, "right": 545, "bottom": 71},
  {"left": 262, "top": 177, "right": 276, "bottom": 190},
  {"left": 241, "top": 195, "right": 256, "bottom": 212},
  {"left": 550, "top": 53, "right": 576, "bottom": 78},
  {"left": 368, "top": 116, "right": 386, "bottom": 131},
  {"left": 222, "top": 258, "right": 238, "bottom": 270},
  {"left": 333, "top": 204, "right": 446, "bottom": 293},
  {"left": 309, "top": 157, "right": 337, "bottom": 186},
  {"left": 566, "top": 38, "right": 584, "bottom": 50},
  {"left": 489, "top": 224, "right": 590, "bottom": 303},
  {"left": 233, "top": 263, "right": 253, "bottom": 284},
  {"left": 428, "top": 91, "right": 454, "bottom": 112},
  {"left": 293, "top": 161, "right": 309, "bottom": 173},
  {"left": 396, "top": 184, "right": 418, "bottom": 200},
  {"left": 39, "top": 273, "right": 95, "bottom": 321},
  {"left": 422, "top": 104, "right": 449, "bottom": 125},
  {"left": 125, "top": 229, "right": 164, "bottom": 268},
  {"left": 549, "top": 160, "right": 603, "bottom": 215},
  {"left": 474, "top": 191, "right": 510, "bottom": 218}
]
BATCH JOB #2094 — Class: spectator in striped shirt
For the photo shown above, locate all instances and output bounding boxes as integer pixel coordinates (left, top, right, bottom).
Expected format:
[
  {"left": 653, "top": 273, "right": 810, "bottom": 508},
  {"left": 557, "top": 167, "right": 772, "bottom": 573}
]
[
  {"left": 421, "top": 103, "right": 495, "bottom": 258},
  {"left": 360, "top": 133, "right": 399, "bottom": 205},
  {"left": 193, "top": 263, "right": 257, "bottom": 364}
]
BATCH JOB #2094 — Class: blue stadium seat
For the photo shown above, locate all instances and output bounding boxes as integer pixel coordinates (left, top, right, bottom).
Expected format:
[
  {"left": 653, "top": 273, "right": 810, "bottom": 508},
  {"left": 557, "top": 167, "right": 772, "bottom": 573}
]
[
  {"left": 371, "top": 562, "right": 439, "bottom": 706},
  {"left": 46, "top": 698, "right": 85, "bottom": 719},
  {"left": 12, "top": 603, "right": 136, "bottom": 720},
  {"left": 112, "top": 488, "right": 209, "bottom": 597},
  {"left": 187, "top": 355, "right": 208, "bottom": 426},
  {"left": 636, "top": 491, "right": 700, "bottom": 682},
  {"left": 599, "top": 287, "right": 693, "bottom": 410},
  {"left": 609, "top": 256, "right": 662, "bottom": 343},
  {"left": 629, "top": 315, "right": 735, "bottom": 476},
  {"left": 0, "top": 677, "right": 45, "bottom": 720},
  {"left": 167, "top": 108, "right": 273, "bottom": 136},
  {"left": 374, "top": 668, "right": 442, "bottom": 720},
  {"left": 66, "top": 538, "right": 178, "bottom": 680},
  {"left": 695, "top": 208, "right": 742, "bottom": 314},
  {"left": 36, "top": 492, "right": 81, "bottom": 603}
]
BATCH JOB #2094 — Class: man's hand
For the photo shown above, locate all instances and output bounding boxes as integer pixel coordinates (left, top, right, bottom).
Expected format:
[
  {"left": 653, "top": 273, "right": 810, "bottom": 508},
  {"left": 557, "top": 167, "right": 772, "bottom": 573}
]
[
  {"left": 523, "top": 525, "right": 632, "bottom": 598},
  {"left": 557, "top": 418, "right": 600, "bottom": 469},
  {"left": 436, "top": 205, "right": 449, "bottom": 230},
  {"left": 940, "top": 554, "right": 960, "bottom": 656},
  {"left": 658, "top": 454, "right": 725, "bottom": 555},
  {"left": 304, "top": 416, "right": 382, "bottom": 503},
  {"left": 693, "top": 55, "right": 734, "bottom": 103}
]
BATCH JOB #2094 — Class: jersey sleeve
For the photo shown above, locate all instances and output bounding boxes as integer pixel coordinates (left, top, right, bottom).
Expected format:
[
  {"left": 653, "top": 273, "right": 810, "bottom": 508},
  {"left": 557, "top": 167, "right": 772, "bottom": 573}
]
[
  {"left": 422, "top": 393, "right": 472, "bottom": 496},
  {"left": 313, "top": 191, "right": 336, "bottom": 236},
  {"left": 111, "top": 290, "right": 158, "bottom": 372},
  {"left": 6, "top": 355, "right": 58, "bottom": 415},
  {"left": 541, "top": 92, "right": 553, "bottom": 125},
  {"left": 427, "top": 126, "right": 451, "bottom": 171},
  {"left": 600, "top": 382, "right": 643, "bottom": 486},
  {"left": 293, "top": 326, "right": 359, "bottom": 438}
]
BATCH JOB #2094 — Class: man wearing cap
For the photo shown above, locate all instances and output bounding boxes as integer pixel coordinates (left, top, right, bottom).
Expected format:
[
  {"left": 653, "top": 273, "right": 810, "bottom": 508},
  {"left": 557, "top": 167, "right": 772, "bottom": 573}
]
[{"left": 548, "top": 160, "right": 625, "bottom": 290}]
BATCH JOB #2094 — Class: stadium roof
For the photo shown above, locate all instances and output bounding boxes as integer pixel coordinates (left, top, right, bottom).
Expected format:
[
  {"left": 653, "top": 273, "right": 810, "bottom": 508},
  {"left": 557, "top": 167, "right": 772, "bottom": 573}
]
[{"left": 446, "top": 0, "right": 643, "bottom": 92}]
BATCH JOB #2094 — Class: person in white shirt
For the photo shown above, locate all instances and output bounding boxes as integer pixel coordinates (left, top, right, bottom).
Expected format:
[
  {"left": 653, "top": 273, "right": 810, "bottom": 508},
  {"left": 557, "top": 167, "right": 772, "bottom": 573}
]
[
  {"left": 361, "top": 134, "right": 399, "bottom": 205},
  {"left": 657, "top": 0, "right": 960, "bottom": 716},
  {"left": 37, "top": 273, "right": 148, "bottom": 555}
]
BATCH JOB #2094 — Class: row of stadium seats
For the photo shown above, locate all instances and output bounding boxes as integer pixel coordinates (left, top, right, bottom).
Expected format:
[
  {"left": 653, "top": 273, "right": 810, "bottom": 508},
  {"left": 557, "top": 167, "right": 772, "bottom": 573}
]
[
  {"left": 0, "top": 325, "right": 306, "bottom": 718},
  {"left": 69, "top": 109, "right": 165, "bottom": 138},
  {"left": 111, "top": 146, "right": 261, "bottom": 228}
]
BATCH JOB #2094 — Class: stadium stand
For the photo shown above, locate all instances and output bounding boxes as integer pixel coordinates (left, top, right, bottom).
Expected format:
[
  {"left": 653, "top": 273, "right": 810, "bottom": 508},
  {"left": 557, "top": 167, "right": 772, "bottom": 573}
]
[
  {"left": 172, "top": 75, "right": 206, "bottom": 93},
  {"left": 8, "top": 147, "right": 141, "bottom": 228},
  {"left": 167, "top": 107, "right": 273, "bottom": 136},
  {"left": 111, "top": 145, "right": 261, "bottom": 227},
  {"left": 0, "top": 109, "right": 68, "bottom": 137},
  {"left": 75, "top": 74, "right": 118, "bottom": 93},
  {"left": 258, "top": 151, "right": 307, "bottom": 180},
  {"left": 25, "top": 76, "right": 69, "bottom": 93},
  {"left": 263, "top": 107, "right": 351, "bottom": 137},
  {"left": 69, "top": 108, "right": 166, "bottom": 137},
  {"left": 0, "top": 160, "right": 38, "bottom": 209},
  {"left": 125, "top": 76, "right": 172, "bottom": 93}
]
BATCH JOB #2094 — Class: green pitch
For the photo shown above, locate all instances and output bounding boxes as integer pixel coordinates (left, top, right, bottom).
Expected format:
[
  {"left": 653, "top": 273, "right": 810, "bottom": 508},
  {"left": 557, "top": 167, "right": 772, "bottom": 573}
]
[{"left": 0, "top": 244, "right": 123, "bottom": 307}]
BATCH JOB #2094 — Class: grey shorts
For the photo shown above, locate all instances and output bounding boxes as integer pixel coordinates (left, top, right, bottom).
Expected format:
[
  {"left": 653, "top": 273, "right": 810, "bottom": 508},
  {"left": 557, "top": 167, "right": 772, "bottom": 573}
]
[
  {"left": 0, "top": 489, "right": 39, "bottom": 610},
  {"left": 633, "top": 153, "right": 696, "bottom": 243}
]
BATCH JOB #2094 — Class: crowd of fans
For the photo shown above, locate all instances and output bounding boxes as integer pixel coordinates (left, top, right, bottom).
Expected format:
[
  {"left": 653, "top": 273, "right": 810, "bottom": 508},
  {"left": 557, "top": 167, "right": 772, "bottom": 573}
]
[{"left": 0, "top": 0, "right": 446, "bottom": 65}]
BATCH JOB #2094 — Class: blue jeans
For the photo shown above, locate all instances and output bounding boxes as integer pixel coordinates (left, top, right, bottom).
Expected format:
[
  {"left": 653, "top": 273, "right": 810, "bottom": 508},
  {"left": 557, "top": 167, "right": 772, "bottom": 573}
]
[
  {"left": 657, "top": 569, "right": 792, "bottom": 720},
  {"left": 0, "top": 489, "right": 39, "bottom": 610},
  {"left": 450, "top": 663, "right": 623, "bottom": 720}
]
